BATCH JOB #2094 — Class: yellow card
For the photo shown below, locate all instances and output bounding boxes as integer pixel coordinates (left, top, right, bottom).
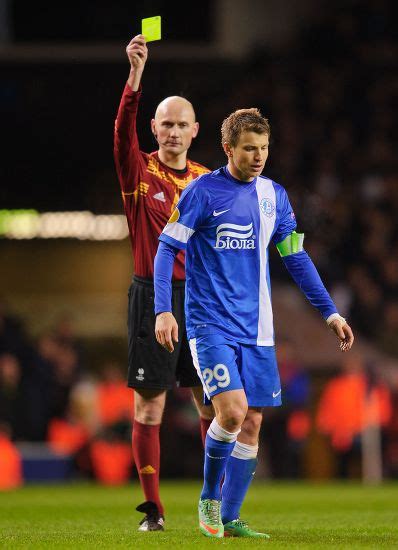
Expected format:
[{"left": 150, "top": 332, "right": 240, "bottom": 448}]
[{"left": 142, "top": 16, "right": 161, "bottom": 42}]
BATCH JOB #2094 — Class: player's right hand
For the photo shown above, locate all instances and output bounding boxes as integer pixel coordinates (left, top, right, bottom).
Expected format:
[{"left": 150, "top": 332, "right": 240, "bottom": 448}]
[
  {"left": 155, "top": 312, "right": 179, "bottom": 353},
  {"left": 126, "top": 35, "right": 148, "bottom": 71},
  {"left": 330, "top": 318, "right": 354, "bottom": 352}
]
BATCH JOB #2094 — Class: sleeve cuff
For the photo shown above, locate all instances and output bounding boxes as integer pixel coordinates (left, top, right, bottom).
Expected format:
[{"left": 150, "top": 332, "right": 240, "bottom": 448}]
[
  {"left": 124, "top": 82, "right": 142, "bottom": 97},
  {"left": 326, "top": 313, "right": 346, "bottom": 326}
]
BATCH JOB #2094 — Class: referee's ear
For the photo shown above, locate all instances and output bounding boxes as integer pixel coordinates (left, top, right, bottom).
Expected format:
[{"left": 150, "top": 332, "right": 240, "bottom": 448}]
[
  {"left": 151, "top": 119, "right": 158, "bottom": 141},
  {"left": 192, "top": 121, "right": 199, "bottom": 139}
]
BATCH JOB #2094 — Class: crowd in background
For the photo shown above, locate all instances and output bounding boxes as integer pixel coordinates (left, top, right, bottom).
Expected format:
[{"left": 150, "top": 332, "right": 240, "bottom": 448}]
[
  {"left": 1, "top": 1, "right": 397, "bottom": 484},
  {"left": 1, "top": 299, "right": 398, "bottom": 485},
  {"left": 0, "top": 303, "right": 133, "bottom": 486}
]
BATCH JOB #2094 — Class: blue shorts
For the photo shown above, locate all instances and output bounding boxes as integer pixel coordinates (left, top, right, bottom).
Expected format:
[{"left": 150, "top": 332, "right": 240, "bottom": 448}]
[{"left": 189, "top": 334, "right": 281, "bottom": 407}]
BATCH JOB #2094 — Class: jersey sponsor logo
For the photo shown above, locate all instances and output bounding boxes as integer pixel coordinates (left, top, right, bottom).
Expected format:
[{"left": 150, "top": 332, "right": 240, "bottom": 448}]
[
  {"left": 260, "top": 198, "right": 275, "bottom": 217},
  {"left": 153, "top": 191, "right": 166, "bottom": 202},
  {"left": 214, "top": 222, "right": 256, "bottom": 250},
  {"left": 168, "top": 207, "right": 180, "bottom": 223},
  {"left": 213, "top": 208, "right": 230, "bottom": 217}
]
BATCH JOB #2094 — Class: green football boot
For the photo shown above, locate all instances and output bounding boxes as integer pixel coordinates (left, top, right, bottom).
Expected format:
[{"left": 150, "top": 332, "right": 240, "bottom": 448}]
[
  {"left": 198, "top": 499, "right": 224, "bottom": 538},
  {"left": 223, "top": 518, "right": 270, "bottom": 538}
]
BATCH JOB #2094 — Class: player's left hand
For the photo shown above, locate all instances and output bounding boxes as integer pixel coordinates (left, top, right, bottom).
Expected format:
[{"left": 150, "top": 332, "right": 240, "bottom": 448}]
[
  {"left": 329, "top": 318, "right": 354, "bottom": 352},
  {"left": 155, "top": 312, "right": 179, "bottom": 353}
]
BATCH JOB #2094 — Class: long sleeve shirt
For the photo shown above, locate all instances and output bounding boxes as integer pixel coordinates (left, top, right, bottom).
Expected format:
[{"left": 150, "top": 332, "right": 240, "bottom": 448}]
[
  {"left": 154, "top": 167, "right": 338, "bottom": 344},
  {"left": 113, "top": 83, "right": 209, "bottom": 279}
]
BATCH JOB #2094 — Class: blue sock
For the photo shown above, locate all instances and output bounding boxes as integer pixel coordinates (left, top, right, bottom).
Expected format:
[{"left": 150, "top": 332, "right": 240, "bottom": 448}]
[
  {"left": 200, "top": 433, "right": 235, "bottom": 501},
  {"left": 221, "top": 455, "right": 258, "bottom": 523}
]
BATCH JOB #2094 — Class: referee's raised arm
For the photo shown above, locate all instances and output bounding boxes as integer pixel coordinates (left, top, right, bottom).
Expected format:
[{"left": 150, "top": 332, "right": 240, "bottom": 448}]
[{"left": 113, "top": 35, "right": 148, "bottom": 196}]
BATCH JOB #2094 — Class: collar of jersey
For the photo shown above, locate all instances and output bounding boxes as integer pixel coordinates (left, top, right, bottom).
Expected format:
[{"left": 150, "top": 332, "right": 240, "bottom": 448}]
[
  {"left": 151, "top": 152, "right": 188, "bottom": 175},
  {"left": 223, "top": 166, "right": 257, "bottom": 187}
]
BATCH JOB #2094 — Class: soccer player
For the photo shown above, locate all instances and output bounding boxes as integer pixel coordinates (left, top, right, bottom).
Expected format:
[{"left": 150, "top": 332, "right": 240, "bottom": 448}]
[
  {"left": 154, "top": 108, "right": 354, "bottom": 538},
  {"left": 113, "top": 35, "right": 213, "bottom": 531}
]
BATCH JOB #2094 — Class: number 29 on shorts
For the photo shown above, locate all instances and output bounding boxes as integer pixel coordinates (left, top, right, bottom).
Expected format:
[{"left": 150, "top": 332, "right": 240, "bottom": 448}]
[{"left": 202, "top": 363, "right": 231, "bottom": 394}]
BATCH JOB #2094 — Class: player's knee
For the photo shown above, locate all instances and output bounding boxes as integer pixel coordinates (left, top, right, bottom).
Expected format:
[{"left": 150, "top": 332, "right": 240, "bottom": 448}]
[
  {"left": 218, "top": 404, "right": 247, "bottom": 432},
  {"left": 241, "top": 411, "right": 263, "bottom": 439},
  {"left": 135, "top": 399, "right": 165, "bottom": 424},
  {"left": 135, "top": 407, "right": 163, "bottom": 424}
]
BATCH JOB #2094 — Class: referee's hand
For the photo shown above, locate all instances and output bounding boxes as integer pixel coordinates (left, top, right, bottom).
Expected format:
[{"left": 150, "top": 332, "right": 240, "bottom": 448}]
[
  {"left": 126, "top": 34, "right": 148, "bottom": 71},
  {"left": 155, "top": 312, "right": 179, "bottom": 353}
]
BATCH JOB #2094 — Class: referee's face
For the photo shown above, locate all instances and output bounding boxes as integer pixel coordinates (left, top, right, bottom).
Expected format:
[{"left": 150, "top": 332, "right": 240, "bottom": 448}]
[
  {"left": 225, "top": 131, "right": 269, "bottom": 182},
  {"left": 152, "top": 97, "right": 199, "bottom": 158}
]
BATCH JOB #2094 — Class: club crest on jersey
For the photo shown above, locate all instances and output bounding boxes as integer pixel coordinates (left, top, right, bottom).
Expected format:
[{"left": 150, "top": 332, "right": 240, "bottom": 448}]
[
  {"left": 260, "top": 198, "right": 275, "bottom": 217},
  {"left": 214, "top": 222, "right": 256, "bottom": 250}
]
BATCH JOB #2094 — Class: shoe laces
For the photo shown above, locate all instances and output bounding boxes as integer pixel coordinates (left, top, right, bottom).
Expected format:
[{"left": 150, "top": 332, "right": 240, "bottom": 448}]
[
  {"left": 203, "top": 500, "right": 220, "bottom": 524},
  {"left": 231, "top": 518, "right": 249, "bottom": 529}
]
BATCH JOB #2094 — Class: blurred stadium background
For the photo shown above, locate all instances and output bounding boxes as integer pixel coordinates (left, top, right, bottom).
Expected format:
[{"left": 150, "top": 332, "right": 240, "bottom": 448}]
[{"left": 0, "top": 0, "right": 397, "bottom": 491}]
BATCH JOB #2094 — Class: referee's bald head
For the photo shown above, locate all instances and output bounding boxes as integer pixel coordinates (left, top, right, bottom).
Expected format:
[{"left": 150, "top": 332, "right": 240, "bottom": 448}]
[{"left": 155, "top": 96, "right": 196, "bottom": 122}]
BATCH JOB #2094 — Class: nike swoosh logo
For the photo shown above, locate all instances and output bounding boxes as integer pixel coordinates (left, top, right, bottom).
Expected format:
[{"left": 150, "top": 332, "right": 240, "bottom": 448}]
[
  {"left": 213, "top": 209, "right": 230, "bottom": 217},
  {"left": 200, "top": 521, "right": 219, "bottom": 535},
  {"left": 272, "top": 389, "right": 281, "bottom": 398}
]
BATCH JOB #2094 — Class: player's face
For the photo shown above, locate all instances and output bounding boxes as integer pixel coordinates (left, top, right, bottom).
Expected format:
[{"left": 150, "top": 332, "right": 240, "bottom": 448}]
[
  {"left": 152, "top": 99, "right": 199, "bottom": 157},
  {"left": 225, "top": 131, "right": 269, "bottom": 182}
]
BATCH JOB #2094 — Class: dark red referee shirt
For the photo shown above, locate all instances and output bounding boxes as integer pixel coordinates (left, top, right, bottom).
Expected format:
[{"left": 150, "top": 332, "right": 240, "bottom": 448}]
[{"left": 114, "top": 84, "right": 209, "bottom": 280}]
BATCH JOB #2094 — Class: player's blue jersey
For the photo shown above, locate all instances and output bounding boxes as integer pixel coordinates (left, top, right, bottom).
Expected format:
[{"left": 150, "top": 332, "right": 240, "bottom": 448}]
[{"left": 159, "top": 167, "right": 297, "bottom": 346}]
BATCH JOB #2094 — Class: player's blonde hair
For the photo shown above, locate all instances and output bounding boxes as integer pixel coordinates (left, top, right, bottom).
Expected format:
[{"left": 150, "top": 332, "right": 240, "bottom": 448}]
[{"left": 221, "top": 108, "right": 270, "bottom": 147}]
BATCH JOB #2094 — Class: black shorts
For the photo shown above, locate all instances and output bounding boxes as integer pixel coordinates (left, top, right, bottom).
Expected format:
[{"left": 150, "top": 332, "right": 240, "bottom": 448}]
[{"left": 127, "top": 276, "right": 201, "bottom": 390}]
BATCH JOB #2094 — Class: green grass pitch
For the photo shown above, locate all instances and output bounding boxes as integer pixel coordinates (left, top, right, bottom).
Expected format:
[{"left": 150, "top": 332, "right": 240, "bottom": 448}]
[{"left": 1, "top": 481, "right": 397, "bottom": 548}]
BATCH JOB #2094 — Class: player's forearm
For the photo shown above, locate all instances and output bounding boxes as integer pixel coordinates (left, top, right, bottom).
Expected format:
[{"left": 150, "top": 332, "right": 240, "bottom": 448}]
[
  {"left": 282, "top": 251, "right": 338, "bottom": 319},
  {"left": 154, "top": 241, "right": 179, "bottom": 314}
]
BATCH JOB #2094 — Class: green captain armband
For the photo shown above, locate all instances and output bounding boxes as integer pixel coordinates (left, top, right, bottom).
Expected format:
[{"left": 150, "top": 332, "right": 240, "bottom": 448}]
[{"left": 276, "top": 231, "right": 304, "bottom": 257}]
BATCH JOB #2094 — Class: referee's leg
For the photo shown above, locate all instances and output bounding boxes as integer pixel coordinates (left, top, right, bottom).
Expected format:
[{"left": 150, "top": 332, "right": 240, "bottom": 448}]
[
  {"left": 128, "top": 278, "right": 169, "bottom": 530},
  {"left": 132, "top": 388, "right": 166, "bottom": 524}
]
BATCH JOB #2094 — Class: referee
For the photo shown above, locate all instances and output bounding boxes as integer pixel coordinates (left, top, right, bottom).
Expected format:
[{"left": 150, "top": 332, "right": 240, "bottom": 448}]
[{"left": 113, "top": 35, "right": 213, "bottom": 532}]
